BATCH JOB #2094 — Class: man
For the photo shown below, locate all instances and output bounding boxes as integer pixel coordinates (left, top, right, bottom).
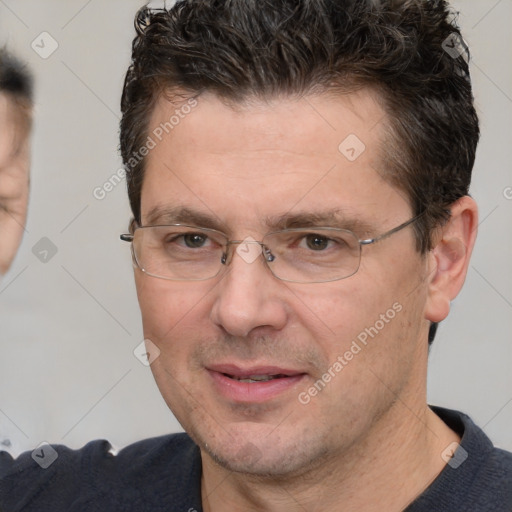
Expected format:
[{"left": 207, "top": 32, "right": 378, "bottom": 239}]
[
  {"left": 0, "top": 49, "right": 32, "bottom": 277},
  {"left": 1, "top": 1, "right": 511, "bottom": 511}
]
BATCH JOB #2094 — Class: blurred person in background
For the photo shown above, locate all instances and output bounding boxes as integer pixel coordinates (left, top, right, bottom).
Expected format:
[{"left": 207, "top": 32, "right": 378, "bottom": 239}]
[{"left": 0, "top": 48, "right": 33, "bottom": 277}]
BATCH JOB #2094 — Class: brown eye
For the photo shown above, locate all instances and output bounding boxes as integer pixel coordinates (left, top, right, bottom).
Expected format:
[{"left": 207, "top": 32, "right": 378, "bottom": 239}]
[
  {"left": 182, "top": 233, "right": 208, "bottom": 248},
  {"left": 304, "top": 234, "right": 330, "bottom": 251}
]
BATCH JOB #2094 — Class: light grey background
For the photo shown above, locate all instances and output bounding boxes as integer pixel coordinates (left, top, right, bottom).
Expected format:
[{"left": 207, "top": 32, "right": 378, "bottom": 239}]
[{"left": 0, "top": 0, "right": 510, "bottom": 456}]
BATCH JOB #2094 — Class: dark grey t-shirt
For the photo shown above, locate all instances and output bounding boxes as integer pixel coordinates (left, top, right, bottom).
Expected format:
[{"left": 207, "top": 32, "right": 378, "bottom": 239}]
[
  {"left": 405, "top": 407, "right": 512, "bottom": 511},
  {"left": 1, "top": 406, "right": 511, "bottom": 511}
]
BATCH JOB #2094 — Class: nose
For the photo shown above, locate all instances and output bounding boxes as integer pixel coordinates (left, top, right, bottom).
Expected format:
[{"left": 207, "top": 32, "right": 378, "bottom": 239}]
[{"left": 209, "top": 241, "right": 288, "bottom": 338}]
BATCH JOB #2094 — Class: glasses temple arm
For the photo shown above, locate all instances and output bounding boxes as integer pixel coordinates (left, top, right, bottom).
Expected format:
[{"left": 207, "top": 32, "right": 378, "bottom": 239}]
[{"left": 359, "top": 212, "right": 426, "bottom": 246}]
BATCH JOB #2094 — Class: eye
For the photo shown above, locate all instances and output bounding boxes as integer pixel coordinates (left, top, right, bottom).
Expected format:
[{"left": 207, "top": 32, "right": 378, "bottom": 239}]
[
  {"left": 163, "top": 231, "right": 213, "bottom": 249},
  {"left": 181, "top": 233, "right": 209, "bottom": 248},
  {"left": 301, "top": 234, "right": 333, "bottom": 251}
]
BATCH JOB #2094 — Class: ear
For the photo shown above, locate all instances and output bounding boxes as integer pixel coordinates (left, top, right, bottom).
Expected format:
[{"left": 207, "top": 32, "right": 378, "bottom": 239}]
[{"left": 424, "top": 196, "right": 478, "bottom": 323}]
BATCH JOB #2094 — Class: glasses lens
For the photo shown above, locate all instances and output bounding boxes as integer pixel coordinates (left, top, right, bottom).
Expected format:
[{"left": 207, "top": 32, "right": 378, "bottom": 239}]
[
  {"left": 133, "top": 226, "right": 226, "bottom": 280},
  {"left": 263, "top": 228, "right": 361, "bottom": 283}
]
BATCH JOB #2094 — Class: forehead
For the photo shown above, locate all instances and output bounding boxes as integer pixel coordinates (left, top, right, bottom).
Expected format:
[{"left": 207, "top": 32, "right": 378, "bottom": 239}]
[
  {"left": 0, "top": 91, "right": 30, "bottom": 133},
  {"left": 0, "top": 93, "right": 24, "bottom": 164},
  {"left": 141, "top": 90, "right": 408, "bottom": 229},
  {"left": 149, "top": 89, "right": 384, "bottom": 154}
]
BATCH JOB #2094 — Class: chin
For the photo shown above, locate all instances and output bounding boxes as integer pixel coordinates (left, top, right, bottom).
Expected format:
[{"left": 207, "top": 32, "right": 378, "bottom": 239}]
[
  {"left": 207, "top": 446, "right": 305, "bottom": 477},
  {"left": 193, "top": 423, "right": 332, "bottom": 479}
]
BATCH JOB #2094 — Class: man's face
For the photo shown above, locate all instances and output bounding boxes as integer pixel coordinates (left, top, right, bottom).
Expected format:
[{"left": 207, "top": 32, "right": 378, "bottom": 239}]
[
  {"left": 0, "top": 93, "right": 30, "bottom": 275},
  {"left": 135, "top": 90, "right": 432, "bottom": 477}
]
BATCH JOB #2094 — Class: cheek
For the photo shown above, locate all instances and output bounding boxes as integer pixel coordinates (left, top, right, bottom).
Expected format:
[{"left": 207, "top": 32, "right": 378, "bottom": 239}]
[
  {"left": 294, "top": 264, "right": 422, "bottom": 382},
  {"left": 135, "top": 276, "right": 214, "bottom": 427},
  {"left": 135, "top": 273, "right": 193, "bottom": 340},
  {"left": 135, "top": 273, "right": 221, "bottom": 348},
  {"left": 293, "top": 280, "right": 390, "bottom": 347}
]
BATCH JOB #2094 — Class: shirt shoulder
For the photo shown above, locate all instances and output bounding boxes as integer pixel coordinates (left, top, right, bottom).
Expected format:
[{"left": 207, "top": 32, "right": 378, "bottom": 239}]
[
  {"left": 471, "top": 446, "right": 512, "bottom": 509},
  {"left": 0, "top": 433, "right": 202, "bottom": 512},
  {"left": 406, "top": 407, "right": 512, "bottom": 512}
]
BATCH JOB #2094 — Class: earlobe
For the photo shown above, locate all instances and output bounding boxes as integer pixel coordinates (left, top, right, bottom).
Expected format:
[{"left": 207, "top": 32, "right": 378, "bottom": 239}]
[{"left": 424, "top": 196, "right": 478, "bottom": 323}]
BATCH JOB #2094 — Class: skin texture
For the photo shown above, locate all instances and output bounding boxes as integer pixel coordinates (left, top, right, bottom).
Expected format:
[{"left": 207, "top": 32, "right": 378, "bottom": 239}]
[
  {"left": 134, "top": 90, "right": 478, "bottom": 511},
  {"left": 0, "top": 93, "right": 30, "bottom": 276}
]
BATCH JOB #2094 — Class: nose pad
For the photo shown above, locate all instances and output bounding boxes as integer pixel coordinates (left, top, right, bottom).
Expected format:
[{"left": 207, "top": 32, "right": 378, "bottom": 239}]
[
  {"left": 220, "top": 239, "right": 275, "bottom": 269},
  {"left": 263, "top": 246, "right": 275, "bottom": 262}
]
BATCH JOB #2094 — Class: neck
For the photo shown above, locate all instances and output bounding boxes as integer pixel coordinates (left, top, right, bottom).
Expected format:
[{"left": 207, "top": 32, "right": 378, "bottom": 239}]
[{"left": 201, "top": 402, "right": 460, "bottom": 512}]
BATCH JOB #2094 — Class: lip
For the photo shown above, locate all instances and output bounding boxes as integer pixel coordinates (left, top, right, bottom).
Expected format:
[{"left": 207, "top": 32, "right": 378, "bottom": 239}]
[{"left": 206, "top": 363, "right": 307, "bottom": 403}]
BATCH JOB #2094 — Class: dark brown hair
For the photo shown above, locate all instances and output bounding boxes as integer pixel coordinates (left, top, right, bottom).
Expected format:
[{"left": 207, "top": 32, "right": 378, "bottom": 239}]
[
  {"left": 120, "top": 0, "right": 480, "bottom": 343},
  {"left": 0, "top": 47, "right": 33, "bottom": 130}
]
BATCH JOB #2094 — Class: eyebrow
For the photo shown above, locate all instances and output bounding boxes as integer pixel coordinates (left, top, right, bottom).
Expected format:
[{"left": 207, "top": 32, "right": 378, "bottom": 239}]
[
  {"left": 266, "top": 210, "right": 376, "bottom": 234},
  {"left": 144, "top": 206, "right": 377, "bottom": 236},
  {"left": 144, "top": 206, "right": 227, "bottom": 231}
]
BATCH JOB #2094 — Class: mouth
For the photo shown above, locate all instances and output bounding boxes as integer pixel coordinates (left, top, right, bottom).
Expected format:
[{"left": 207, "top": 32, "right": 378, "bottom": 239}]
[
  {"left": 206, "top": 364, "right": 307, "bottom": 403},
  {"left": 223, "top": 373, "right": 291, "bottom": 383}
]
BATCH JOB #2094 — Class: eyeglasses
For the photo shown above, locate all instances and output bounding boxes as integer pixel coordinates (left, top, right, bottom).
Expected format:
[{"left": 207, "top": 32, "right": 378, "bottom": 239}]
[{"left": 120, "top": 214, "right": 423, "bottom": 284}]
